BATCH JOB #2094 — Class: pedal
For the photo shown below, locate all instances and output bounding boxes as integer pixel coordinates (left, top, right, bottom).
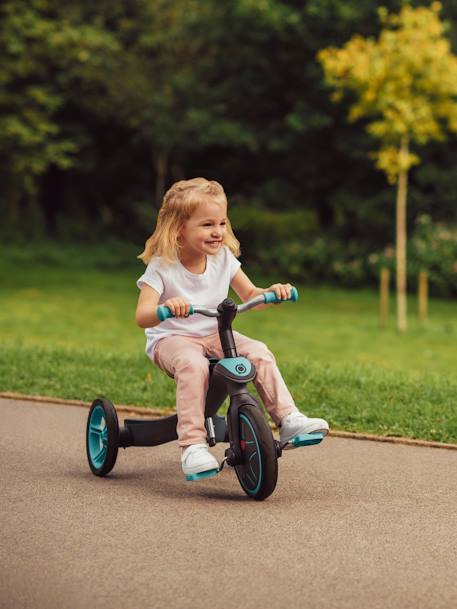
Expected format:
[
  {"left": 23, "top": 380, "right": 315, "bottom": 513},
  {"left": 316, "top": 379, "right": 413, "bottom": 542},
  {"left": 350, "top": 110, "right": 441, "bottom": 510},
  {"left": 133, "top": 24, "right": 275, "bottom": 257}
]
[
  {"left": 281, "top": 432, "right": 325, "bottom": 450},
  {"left": 185, "top": 468, "right": 219, "bottom": 482}
]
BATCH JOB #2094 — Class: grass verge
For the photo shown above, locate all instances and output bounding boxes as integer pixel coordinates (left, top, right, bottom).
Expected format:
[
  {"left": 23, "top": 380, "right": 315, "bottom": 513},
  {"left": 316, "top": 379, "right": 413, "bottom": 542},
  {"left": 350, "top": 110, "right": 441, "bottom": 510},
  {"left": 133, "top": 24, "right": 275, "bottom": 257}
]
[
  {"left": 1, "top": 241, "right": 456, "bottom": 444},
  {"left": 1, "top": 341, "right": 456, "bottom": 444}
]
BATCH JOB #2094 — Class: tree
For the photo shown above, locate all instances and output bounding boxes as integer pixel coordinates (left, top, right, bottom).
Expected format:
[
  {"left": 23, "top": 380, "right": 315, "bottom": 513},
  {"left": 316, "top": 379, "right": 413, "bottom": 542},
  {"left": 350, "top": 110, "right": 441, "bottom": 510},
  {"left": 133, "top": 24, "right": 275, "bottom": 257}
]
[
  {"left": 318, "top": 2, "right": 457, "bottom": 331},
  {"left": 0, "top": 0, "right": 119, "bottom": 234},
  {"left": 81, "top": 0, "right": 260, "bottom": 207}
]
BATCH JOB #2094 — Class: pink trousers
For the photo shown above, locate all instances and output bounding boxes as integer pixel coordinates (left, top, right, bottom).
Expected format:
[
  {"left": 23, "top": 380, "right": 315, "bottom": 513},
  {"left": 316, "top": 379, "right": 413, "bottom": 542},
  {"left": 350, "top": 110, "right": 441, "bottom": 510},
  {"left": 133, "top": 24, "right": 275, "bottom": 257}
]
[{"left": 153, "top": 331, "right": 298, "bottom": 447}]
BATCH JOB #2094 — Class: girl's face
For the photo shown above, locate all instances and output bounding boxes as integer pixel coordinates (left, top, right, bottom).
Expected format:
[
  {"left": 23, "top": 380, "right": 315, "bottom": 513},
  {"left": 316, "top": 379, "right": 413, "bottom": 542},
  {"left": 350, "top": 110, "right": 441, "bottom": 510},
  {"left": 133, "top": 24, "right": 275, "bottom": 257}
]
[{"left": 178, "top": 201, "right": 227, "bottom": 258}]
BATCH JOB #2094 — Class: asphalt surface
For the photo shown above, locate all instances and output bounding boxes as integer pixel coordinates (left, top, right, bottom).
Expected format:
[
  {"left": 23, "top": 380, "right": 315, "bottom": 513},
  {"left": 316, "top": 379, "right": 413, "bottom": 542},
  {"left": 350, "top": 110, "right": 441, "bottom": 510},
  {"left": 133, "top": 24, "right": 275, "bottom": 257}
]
[{"left": 1, "top": 397, "right": 457, "bottom": 609}]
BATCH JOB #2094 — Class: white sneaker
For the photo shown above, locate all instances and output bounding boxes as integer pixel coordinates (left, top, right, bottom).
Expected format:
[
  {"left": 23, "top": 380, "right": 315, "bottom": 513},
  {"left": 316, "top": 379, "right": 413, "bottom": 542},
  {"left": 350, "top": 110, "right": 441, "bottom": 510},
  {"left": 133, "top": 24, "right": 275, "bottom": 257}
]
[
  {"left": 279, "top": 412, "right": 329, "bottom": 447},
  {"left": 181, "top": 443, "right": 219, "bottom": 477}
]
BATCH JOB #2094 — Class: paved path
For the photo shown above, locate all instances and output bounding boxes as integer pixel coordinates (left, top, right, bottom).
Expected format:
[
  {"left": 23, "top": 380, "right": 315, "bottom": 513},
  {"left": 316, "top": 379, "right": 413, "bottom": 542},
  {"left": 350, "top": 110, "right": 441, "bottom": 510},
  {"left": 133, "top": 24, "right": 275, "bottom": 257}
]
[{"left": 1, "top": 397, "right": 457, "bottom": 609}]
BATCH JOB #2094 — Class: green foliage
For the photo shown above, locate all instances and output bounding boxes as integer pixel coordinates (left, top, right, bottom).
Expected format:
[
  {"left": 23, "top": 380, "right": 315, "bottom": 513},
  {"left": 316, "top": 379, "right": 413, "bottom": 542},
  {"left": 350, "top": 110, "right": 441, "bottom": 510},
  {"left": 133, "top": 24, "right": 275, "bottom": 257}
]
[
  {"left": 1, "top": 0, "right": 457, "bottom": 263},
  {"left": 367, "top": 215, "right": 457, "bottom": 297},
  {"left": 230, "top": 207, "right": 457, "bottom": 296},
  {"left": 318, "top": 2, "right": 457, "bottom": 182},
  {"left": 1, "top": 239, "right": 140, "bottom": 272},
  {"left": 229, "top": 204, "right": 320, "bottom": 278},
  {"left": 409, "top": 215, "right": 457, "bottom": 296},
  {"left": 0, "top": 0, "right": 118, "bottom": 197},
  {"left": 318, "top": 2, "right": 457, "bottom": 331},
  {"left": 249, "top": 235, "right": 369, "bottom": 286}
]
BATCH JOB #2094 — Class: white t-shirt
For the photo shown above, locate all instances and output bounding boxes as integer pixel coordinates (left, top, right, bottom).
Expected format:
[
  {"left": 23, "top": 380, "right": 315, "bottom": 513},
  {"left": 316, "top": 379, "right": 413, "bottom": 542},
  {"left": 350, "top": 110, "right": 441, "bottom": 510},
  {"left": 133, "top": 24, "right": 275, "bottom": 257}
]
[{"left": 136, "top": 246, "right": 241, "bottom": 359}]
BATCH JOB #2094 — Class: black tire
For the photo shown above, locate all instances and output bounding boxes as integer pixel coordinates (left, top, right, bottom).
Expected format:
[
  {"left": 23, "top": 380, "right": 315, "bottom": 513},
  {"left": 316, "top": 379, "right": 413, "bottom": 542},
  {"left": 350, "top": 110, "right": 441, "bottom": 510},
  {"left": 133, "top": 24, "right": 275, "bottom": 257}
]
[
  {"left": 86, "top": 398, "right": 119, "bottom": 476},
  {"left": 234, "top": 404, "right": 278, "bottom": 501}
]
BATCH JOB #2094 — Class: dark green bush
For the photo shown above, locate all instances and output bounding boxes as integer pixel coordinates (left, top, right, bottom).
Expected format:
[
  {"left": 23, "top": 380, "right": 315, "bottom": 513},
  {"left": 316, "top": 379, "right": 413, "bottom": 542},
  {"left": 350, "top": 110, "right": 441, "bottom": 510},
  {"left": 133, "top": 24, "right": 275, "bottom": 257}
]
[
  {"left": 2, "top": 239, "right": 141, "bottom": 271},
  {"left": 3, "top": 209, "right": 455, "bottom": 298},
  {"left": 365, "top": 215, "right": 457, "bottom": 296},
  {"left": 232, "top": 208, "right": 457, "bottom": 297}
]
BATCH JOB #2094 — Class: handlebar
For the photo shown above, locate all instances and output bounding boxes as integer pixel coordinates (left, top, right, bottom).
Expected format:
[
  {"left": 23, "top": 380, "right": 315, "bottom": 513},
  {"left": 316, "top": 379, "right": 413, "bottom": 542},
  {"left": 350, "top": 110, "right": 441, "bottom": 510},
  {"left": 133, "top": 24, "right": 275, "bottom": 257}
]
[{"left": 156, "top": 287, "right": 298, "bottom": 322}]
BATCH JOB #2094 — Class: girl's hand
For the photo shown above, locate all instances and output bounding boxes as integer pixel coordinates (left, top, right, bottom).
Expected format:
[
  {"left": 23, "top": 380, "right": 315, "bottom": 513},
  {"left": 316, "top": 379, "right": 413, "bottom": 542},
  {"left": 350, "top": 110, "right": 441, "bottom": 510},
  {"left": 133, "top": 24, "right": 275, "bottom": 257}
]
[
  {"left": 265, "top": 283, "right": 294, "bottom": 303},
  {"left": 161, "top": 297, "right": 191, "bottom": 318}
]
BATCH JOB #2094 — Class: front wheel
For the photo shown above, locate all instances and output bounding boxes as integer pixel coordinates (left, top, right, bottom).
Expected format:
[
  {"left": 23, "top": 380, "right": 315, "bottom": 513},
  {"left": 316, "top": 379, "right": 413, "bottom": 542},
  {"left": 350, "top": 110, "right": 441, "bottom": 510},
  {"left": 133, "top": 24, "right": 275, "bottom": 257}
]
[
  {"left": 234, "top": 404, "right": 278, "bottom": 501},
  {"left": 86, "top": 398, "right": 119, "bottom": 476}
]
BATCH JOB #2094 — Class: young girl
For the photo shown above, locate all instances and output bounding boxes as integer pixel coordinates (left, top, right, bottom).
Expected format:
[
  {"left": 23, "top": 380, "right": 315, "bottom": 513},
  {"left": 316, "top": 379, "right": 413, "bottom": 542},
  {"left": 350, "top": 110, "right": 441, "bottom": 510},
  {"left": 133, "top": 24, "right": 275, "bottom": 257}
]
[{"left": 135, "top": 178, "right": 329, "bottom": 479}]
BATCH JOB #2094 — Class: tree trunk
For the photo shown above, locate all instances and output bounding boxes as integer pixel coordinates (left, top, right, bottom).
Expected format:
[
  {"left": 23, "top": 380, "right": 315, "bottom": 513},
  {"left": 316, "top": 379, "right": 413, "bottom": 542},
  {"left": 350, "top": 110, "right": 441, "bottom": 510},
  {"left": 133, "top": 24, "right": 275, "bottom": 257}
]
[
  {"left": 396, "top": 136, "right": 409, "bottom": 333},
  {"left": 155, "top": 149, "right": 169, "bottom": 208}
]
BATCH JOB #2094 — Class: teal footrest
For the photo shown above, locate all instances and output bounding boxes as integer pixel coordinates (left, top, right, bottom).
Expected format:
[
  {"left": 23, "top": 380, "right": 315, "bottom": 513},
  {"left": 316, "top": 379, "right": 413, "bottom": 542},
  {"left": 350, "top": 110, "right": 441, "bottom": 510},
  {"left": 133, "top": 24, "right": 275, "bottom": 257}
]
[
  {"left": 286, "top": 432, "right": 325, "bottom": 448},
  {"left": 185, "top": 468, "right": 219, "bottom": 482}
]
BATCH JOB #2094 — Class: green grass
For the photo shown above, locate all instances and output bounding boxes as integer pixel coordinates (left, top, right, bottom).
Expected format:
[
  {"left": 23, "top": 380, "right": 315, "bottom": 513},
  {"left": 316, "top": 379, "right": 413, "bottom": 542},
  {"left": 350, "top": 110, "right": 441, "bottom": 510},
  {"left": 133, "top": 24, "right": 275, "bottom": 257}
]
[{"left": 1, "top": 243, "right": 456, "bottom": 443}]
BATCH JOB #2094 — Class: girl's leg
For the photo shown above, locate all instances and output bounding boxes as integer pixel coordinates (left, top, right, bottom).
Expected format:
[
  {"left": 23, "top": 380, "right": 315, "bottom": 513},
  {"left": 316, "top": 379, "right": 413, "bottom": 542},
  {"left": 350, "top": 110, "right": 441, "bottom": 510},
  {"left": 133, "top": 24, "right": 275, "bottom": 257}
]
[
  {"left": 153, "top": 335, "right": 210, "bottom": 447},
  {"left": 205, "top": 331, "right": 298, "bottom": 426}
]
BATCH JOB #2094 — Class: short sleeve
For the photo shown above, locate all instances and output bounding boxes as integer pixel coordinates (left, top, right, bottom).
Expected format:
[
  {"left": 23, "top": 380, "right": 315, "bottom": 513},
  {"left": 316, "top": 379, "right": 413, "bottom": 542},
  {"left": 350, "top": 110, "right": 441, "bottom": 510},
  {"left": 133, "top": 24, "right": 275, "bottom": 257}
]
[
  {"left": 136, "top": 258, "right": 164, "bottom": 296},
  {"left": 226, "top": 247, "right": 241, "bottom": 280}
]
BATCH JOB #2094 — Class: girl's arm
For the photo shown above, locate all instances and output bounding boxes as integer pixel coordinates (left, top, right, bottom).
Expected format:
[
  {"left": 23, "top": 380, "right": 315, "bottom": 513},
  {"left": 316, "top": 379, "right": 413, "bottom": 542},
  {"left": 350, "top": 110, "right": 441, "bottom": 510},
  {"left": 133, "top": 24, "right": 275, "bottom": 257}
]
[
  {"left": 230, "top": 269, "right": 293, "bottom": 310},
  {"left": 136, "top": 285, "right": 192, "bottom": 327},
  {"left": 135, "top": 284, "right": 162, "bottom": 328}
]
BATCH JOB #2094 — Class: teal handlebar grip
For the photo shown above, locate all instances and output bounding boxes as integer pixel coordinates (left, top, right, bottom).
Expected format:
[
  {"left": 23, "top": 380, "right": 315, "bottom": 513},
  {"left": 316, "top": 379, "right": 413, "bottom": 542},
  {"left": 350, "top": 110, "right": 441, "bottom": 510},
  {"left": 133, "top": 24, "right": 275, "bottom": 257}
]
[
  {"left": 157, "top": 304, "right": 195, "bottom": 321},
  {"left": 263, "top": 286, "right": 298, "bottom": 304}
]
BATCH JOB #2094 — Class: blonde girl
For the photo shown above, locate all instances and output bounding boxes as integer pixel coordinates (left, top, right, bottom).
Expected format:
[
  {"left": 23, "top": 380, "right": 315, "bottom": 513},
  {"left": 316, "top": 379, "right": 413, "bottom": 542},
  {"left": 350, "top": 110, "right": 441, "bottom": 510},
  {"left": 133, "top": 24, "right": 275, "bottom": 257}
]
[{"left": 136, "top": 178, "right": 328, "bottom": 479}]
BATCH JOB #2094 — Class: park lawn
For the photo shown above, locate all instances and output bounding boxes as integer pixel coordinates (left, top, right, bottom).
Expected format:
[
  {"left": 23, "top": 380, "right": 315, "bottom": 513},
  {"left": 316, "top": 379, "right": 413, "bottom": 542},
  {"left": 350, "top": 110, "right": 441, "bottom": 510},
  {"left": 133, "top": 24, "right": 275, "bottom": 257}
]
[{"left": 1, "top": 245, "right": 456, "bottom": 444}]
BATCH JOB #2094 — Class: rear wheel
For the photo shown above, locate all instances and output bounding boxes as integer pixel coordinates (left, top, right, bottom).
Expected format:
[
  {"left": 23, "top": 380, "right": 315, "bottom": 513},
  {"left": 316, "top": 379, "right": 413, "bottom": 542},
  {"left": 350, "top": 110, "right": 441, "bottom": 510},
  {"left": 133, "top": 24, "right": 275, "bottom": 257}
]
[
  {"left": 86, "top": 398, "right": 119, "bottom": 476},
  {"left": 234, "top": 404, "right": 278, "bottom": 501}
]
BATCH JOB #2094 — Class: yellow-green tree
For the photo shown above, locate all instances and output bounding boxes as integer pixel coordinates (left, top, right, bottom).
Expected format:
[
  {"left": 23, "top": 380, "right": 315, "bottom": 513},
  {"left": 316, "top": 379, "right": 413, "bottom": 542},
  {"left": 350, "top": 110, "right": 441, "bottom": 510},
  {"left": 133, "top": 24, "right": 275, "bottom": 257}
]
[{"left": 318, "top": 2, "right": 457, "bottom": 331}]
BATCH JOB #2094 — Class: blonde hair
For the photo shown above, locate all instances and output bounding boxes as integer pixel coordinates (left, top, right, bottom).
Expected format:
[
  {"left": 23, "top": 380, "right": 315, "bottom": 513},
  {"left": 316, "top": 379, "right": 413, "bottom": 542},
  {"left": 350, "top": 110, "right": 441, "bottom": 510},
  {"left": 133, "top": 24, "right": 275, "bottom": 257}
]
[{"left": 138, "top": 177, "right": 241, "bottom": 264}]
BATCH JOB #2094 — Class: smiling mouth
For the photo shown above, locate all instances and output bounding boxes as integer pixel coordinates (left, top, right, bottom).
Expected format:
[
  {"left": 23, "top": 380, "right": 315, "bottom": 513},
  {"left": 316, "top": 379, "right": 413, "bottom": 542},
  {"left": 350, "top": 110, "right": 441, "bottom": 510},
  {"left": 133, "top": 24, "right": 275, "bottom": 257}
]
[{"left": 206, "top": 241, "right": 222, "bottom": 245}]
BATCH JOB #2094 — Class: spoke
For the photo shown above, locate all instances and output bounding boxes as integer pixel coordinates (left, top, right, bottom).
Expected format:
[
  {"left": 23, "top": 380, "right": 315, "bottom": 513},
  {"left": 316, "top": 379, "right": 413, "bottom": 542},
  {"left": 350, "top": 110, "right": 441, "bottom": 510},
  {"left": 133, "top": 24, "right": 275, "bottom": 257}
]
[
  {"left": 245, "top": 472, "right": 256, "bottom": 487},
  {"left": 93, "top": 445, "right": 107, "bottom": 463},
  {"left": 90, "top": 424, "right": 103, "bottom": 437},
  {"left": 250, "top": 460, "right": 259, "bottom": 479}
]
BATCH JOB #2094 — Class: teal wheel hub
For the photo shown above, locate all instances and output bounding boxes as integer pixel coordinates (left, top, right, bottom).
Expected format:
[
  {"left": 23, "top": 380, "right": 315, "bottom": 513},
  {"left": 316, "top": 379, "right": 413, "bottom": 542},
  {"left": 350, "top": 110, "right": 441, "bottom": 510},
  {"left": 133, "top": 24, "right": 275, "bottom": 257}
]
[{"left": 88, "top": 405, "right": 108, "bottom": 468}]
